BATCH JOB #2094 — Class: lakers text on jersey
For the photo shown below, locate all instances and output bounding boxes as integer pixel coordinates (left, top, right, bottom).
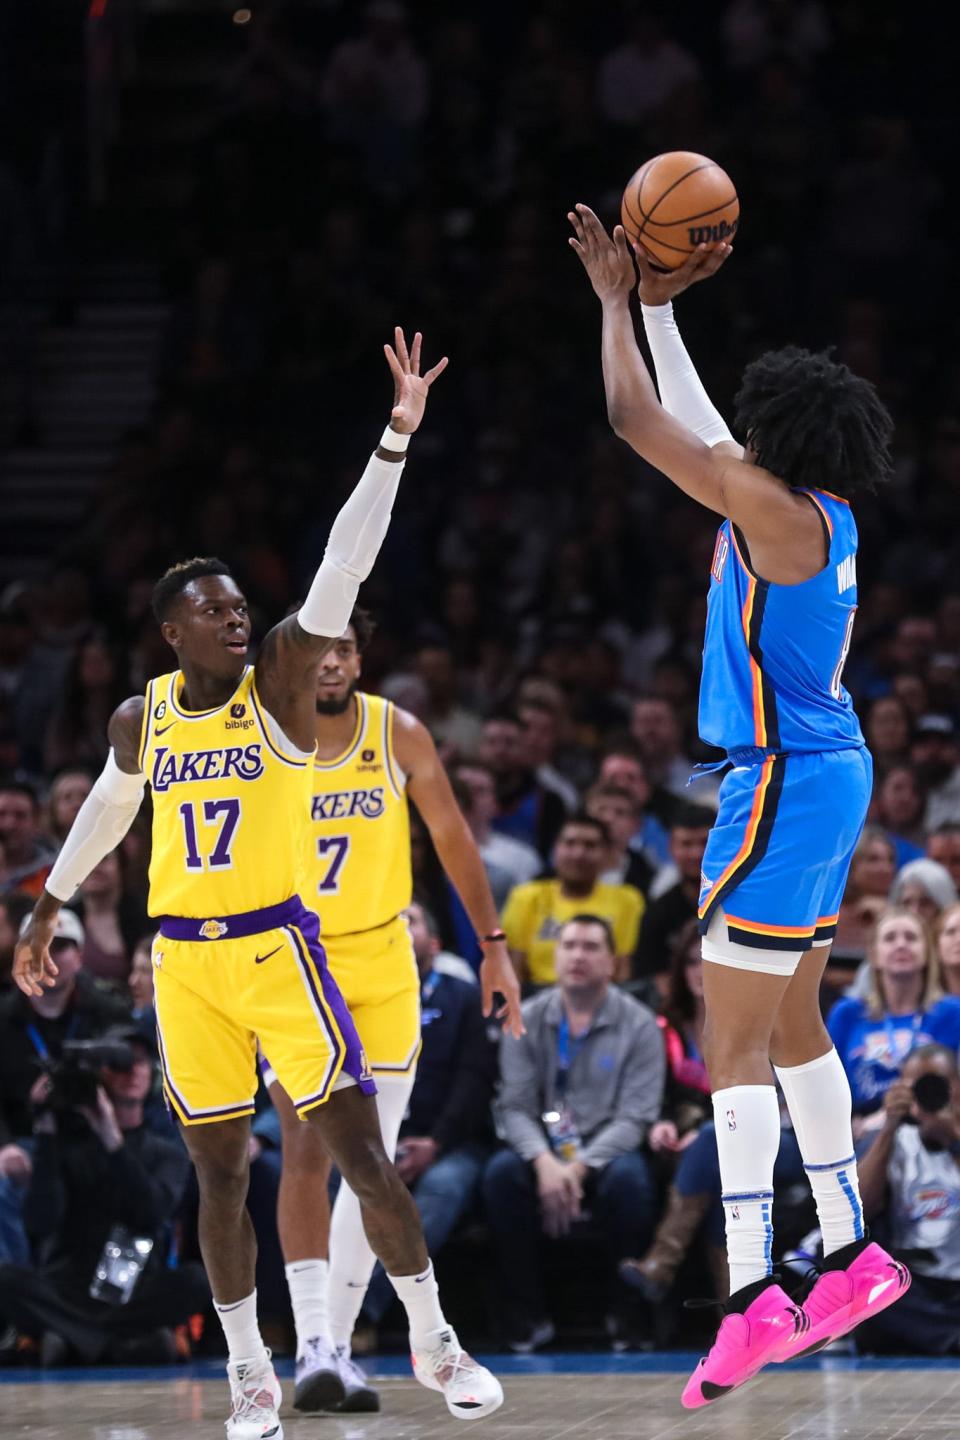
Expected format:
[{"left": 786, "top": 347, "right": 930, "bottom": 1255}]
[
  {"left": 308, "top": 693, "right": 419, "bottom": 1073},
  {"left": 141, "top": 668, "right": 375, "bottom": 1121}
]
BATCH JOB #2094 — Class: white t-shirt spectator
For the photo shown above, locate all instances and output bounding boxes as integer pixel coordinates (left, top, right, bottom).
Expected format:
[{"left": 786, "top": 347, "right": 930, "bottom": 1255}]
[{"left": 888, "top": 1125, "right": 960, "bottom": 1280}]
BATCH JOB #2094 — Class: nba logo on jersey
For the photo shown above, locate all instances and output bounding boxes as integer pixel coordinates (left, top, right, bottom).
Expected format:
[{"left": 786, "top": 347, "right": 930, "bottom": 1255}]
[
  {"left": 726, "top": 1109, "right": 737, "bottom": 1132},
  {"left": 200, "top": 919, "right": 228, "bottom": 940}
]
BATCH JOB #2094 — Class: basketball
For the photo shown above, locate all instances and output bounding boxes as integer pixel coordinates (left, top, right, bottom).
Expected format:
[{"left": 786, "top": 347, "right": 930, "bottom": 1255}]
[{"left": 620, "top": 151, "right": 739, "bottom": 271}]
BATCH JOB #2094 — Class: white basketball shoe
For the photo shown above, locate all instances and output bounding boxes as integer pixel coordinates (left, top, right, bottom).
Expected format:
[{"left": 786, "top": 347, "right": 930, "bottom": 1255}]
[
  {"left": 411, "top": 1326, "right": 504, "bottom": 1420},
  {"left": 225, "top": 1351, "right": 283, "bottom": 1440},
  {"left": 293, "top": 1335, "right": 346, "bottom": 1412}
]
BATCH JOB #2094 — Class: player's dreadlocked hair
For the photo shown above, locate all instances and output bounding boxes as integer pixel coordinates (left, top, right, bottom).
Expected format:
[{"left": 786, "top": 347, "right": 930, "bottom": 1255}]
[
  {"left": 734, "top": 347, "right": 894, "bottom": 496},
  {"left": 152, "top": 557, "right": 234, "bottom": 622}
]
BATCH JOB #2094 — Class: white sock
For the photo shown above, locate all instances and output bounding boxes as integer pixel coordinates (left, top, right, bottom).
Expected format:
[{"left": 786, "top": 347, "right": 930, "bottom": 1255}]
[
  {"left": 712, "top": 1085, "right": 782, "bottom": 1294},
  {"left": 774, "top": 1049, "right": 865, "bottom": 1256},
  {"left": 328, "top": 1076, "right": 414, "bottom": 1352},
  {"left": 389, "top": 1260, "right": 447, "bottom": 1351},
  {"left": 214, "top": 1289, "right": 268, "bottom": 1366},
  {"left": 284, "top": 1258, "right": 330, "bottom": 1354}
]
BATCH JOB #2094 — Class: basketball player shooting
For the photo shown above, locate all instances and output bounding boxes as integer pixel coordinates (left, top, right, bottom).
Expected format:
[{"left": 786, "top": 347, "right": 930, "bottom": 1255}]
[
  {"left": 14, "top": 329, "right": 510, "bottom": 1433},
  {"left": 568, "top": 206, "right": 910, "bottom": 1407}
]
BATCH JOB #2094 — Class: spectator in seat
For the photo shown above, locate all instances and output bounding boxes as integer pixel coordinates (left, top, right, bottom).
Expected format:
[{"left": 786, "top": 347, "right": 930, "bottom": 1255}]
[
  {"left": 629, "top": 695, "right": 718, "bottom": 811},
  {"left": 634, "top": 806, "right": 714, "bottom": 995},
  {"left": 936, "top": 903, "right": 960, "bottom": 997},
  {"left": 452, "top": 761, "right": 541, "bottom": 895},
  {"left": 517, "top": 696, "right": 578, "bottom": 813},
  {"left": 586, "top": 782, "right": 657, "bottom": 898},
  {"left": 830, "top": 826, "right": 897, "bottom": 976},
  {"left": 889, "top": 857, "right": 957, "bottom": 928},
  {"left": 501, "top": 814, "right": 644, "bottom": 987},
  {"left": 44, "top": 768, "right": 93, "bottom": 851},
  {"left": 351, "top": 900, "right": 498, "bottom": 1343},
  {"left": 476, "top": 712, "right": 567, "bottom": 860},
  {"left": 827, "top": 907, "right": 960, "bottom": 1126},
  {"left": 0, "top": 780, "right": 55, "bottom": 899},
  {"left": 597, "top": 738, "right": 670, "bottom": 867},
  {"left": 0, "top": 1024, "right": 207, "bottom": 1364},
  {"left": 873, "top": 764, "right": 926, "bottom": 870},
  {"left": 0, "top": 891, "right": 33, "bottom": 993},
  {"left": 927, "top": 823, "right": 960, "bottom": 893},
  {"left": 74, "top": 851, "right": 150, "bottom": 990},
  {"left": 128, "top": 932, "right": 157, "bottom": 1029},
  {"left": 482, "top": 915, "right": 662, "bottom": 1351},
  {"left": 913, "top": 714, "right": 960, "bottom": 831},
  {"left": 864, "top": 694, "right": 912, "bottom": 770},
  {"left": 855, "top": 1044, "right": 960, "bottom": 1355}
]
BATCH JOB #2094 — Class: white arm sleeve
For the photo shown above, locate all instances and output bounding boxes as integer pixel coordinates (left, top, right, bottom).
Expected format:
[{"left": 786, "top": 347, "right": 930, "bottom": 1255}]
[
  {"left": 298, "top": 446, "right": 406, "bottom": 637},
  {"left": 45, "top": 749, "right": 146, "bottom": 902},
  {"left": 641, "top": 301, "right": 736, "bottom": 448}
]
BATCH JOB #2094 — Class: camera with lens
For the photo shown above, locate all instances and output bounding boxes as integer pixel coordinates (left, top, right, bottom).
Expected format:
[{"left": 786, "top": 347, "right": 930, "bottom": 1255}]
[
  {"left": 41, "top": 1038, "right": 135, "bottom": 1112},
  {"left": 912, "top": 1072, "right": 952, "bottom": 1115}
]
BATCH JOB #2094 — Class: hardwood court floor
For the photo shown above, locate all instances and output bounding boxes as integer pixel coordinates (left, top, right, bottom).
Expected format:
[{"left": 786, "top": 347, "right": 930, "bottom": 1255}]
[{"left": 4, "top": 1356, "right": 960, "bottom": 1440}]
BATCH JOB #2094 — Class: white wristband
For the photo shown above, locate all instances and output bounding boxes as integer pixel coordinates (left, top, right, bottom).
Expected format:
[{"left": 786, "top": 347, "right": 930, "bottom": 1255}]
[{"left": 379, "top": 425, "right": 410, "bottom": 453}]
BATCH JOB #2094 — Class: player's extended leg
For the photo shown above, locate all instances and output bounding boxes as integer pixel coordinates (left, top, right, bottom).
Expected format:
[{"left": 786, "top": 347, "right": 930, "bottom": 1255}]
[
  {"left": 307, "top": 1084, "right": 503, "bottom": 1420},
  {"left": 770, "top": 947, "right": 910, "bottom": 1352},
  {"left": 180, "top": 1116, "right": 285, "bottom": 1440},
  {"left": 681, "top": 956, "right": 807, "bottom": 1408},
  {"left": 267, "top": 1075, "right": 344, "bottom": 1412}
]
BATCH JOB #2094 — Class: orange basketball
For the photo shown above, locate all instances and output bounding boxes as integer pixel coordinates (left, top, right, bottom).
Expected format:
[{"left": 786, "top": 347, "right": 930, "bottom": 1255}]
[{"left": 620, "top": 151, "right": 739, "bottom": 271}]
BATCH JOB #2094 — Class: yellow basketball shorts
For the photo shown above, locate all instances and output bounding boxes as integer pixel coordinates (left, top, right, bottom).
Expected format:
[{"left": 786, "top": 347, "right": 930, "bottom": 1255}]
[
  {"left": 152, "top": 896, "right": 375, "bottom": 1125},
  {"left": 324, "top": 914, "right": 422, "bottom": 1075}
]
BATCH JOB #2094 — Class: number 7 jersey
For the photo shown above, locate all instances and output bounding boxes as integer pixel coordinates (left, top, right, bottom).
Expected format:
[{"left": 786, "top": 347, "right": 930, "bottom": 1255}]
[
  {"left": 140, "top": 666, "right": 314, "bottom": 918},
  {"left": 698, "top": 488, "right": 865, "bottom": 756},
  {"left": 306, "top": 692, "right": 412, "bottom": 937}
]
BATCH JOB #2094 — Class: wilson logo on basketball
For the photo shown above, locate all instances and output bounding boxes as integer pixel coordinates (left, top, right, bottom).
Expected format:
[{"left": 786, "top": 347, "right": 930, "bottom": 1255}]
[{"left": 688, "top": 218, "right": 738, "bottom": 246}]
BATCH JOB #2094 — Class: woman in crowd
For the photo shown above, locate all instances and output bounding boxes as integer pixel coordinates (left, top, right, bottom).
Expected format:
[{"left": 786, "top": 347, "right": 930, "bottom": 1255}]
[
  {"left": 889, "top": 857, "right": 957, "bottom": 928},
  {"left": 831, "top": 827, "right": 897, "bottom": 979},
  {"left": 864, "top": 695, "right": 912, "bottom": 770},
  {"left": 42, "top": 634, "right": 128, "bottom": 774},
  {"left": 936, "top": 902, "right": 960, "bottom": 996},
  {"left": 827, "top": 907, "right": 960, "bottom": 1125},
  {"left": 44, "top": 767, "right": 93, "bottom": 849},
  {"left": 74, "top": 851, "right": 150, "bottom": 988}
]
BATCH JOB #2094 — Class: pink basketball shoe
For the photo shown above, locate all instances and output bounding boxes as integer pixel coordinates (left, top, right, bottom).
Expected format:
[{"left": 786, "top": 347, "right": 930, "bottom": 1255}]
[
  {"left": 681, "top": 1279, "right": 809, "bottom": 1410},
  {"left": 795, "top": 1240, "right": 911, "bottom": 1356}
]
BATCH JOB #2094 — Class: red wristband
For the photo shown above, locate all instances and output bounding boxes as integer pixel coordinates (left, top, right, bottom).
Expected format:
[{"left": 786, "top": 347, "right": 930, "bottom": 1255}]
[{"left": 479, "top": 931, "right": 507, "bottom": 946}]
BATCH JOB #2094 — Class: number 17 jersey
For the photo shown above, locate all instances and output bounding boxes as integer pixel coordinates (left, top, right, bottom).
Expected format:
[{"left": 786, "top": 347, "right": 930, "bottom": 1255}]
[
  {"left": 698, "top": 488, "right": 865, "bottom": 757},
  {"left": 141, "top": 666, "right": 313, "bottom": 919}
]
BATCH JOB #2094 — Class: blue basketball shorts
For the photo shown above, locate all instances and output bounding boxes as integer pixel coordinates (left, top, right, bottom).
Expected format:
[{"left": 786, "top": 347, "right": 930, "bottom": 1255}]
[{"left": 697, "top": 746, "right": 872, "bottom": 974}]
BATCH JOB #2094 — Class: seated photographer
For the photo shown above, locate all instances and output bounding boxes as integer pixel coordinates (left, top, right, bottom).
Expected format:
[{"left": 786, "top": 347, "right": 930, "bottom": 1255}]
[
  {"left": 855, "top": 1044, "right": 960, "bottom": 1355},
  {"left": 0, "top": 1023, "right": 208, "bottom": 1365},
  {"left": 482, "top": 914, "right": 663, "bottom": 1351},
  {"left": 0, "top": 909, "right": 130, "bottom": 1263}
]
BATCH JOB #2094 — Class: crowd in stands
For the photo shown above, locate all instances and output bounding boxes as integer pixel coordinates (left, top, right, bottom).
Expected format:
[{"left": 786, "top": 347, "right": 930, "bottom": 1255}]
[{"left": 2, "top": 0, "right": 960, "bottom": 1363}]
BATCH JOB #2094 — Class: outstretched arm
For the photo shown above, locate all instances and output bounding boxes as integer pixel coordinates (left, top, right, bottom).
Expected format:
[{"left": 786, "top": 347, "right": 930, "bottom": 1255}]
[
  {"left": 395, "top": 710, "right": 524, "bottom": 1038},
  {"left": 567, "top": 207, "right": 815, "bottom": 564},
  {"left": 13, "top": 698, "right": 146, "bottom": 998},
  {"left": 255, "top": 329, "right": 447, "bottom": 749}
]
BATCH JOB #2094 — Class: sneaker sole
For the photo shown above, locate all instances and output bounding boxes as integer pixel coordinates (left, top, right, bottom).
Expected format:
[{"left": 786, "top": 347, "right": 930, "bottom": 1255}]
[
  {"left": 330, "top": 1388, "right": 380, "bottom": 1414},
  {"left": 293, "top": 1371, "right": 346, "bottom": 1413}
]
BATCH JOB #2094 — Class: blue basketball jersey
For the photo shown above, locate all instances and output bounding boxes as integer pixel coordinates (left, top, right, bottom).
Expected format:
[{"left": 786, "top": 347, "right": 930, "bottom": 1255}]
[{"left": 698, "top": 489, "right": 864, "bottom": 756}]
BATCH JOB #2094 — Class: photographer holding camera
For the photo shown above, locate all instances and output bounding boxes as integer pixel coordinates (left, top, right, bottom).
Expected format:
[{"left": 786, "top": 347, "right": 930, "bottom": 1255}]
[
  {"left": 0, "top": 1021, "right": 207, "bottom": 1364},
  {"left": 855, "top": 1043, "right": 960, "bottom": 1355},
  {"left": 0, "top": 909, "right": 131, "bottom": 1265}
]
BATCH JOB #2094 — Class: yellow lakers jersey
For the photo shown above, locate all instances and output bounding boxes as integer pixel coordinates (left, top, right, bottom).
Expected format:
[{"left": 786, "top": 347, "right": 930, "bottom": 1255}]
[
  {"left": 306, "top": 692, "right": 412, "bottom": 936},
  {"left": 140, "top": 667, "right": 314, "bottom": 918}
]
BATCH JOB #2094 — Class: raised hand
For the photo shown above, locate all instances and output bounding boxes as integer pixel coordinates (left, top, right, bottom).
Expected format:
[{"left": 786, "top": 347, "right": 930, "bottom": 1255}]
[
  {"left": 567, "top": 204, "right": 635, "bottom": 301},
  {"left": 384, "top": 327, "right": 448, "bottom": 435},
  {"left": 633, "top": 240, "right": 733, "bottom": 307}
]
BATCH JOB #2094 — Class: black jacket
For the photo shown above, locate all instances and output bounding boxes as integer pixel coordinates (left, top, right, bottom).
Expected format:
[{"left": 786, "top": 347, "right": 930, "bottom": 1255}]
[{"left": 403, "top": 971, "right": 498, "bottom": 1152}]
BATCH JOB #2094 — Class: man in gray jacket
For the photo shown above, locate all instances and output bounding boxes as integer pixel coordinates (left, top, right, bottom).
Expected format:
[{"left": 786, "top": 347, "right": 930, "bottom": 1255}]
[{"left": 482, "top": 914, "right": 663, "bottom": 1350}]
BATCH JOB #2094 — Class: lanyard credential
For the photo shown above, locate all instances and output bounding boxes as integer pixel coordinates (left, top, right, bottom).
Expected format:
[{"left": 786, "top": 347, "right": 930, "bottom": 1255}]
[
  {"left": 556, "top": 1015, "right": 590, "bottom": 1100},
  {"left": 420, "top": 970, "right": 441, "bottom": 1005},
  {"left": 26, "top": 1015, "right": 78, "bottom": 1061}
]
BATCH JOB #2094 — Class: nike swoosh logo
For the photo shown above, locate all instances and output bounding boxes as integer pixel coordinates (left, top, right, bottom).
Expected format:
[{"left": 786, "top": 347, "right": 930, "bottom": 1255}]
[
  {"left": 155, "top": 722, "right": 177, "bottom": 736},
  {"left": 255, "top": 946, "right": 282, "bottom": 964}
]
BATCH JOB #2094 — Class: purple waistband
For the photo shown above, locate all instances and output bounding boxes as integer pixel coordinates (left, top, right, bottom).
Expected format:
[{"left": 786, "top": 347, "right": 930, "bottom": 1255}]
[{"left": 159, "top": 896, "right": 303, "bottom": 942}]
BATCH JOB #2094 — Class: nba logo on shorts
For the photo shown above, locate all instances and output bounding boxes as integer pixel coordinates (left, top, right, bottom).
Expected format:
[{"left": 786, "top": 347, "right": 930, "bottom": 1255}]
[
  {"left": 731, "top": 1205, "right": 741, "bottom": 1221},
  {"left": 200, "top": 919, "right": 228, "bottom": 940},
  {"left": 726, "top": 1109, "right": 737, "bottom": 1132},
  {"left": 359, "top": 1049, "right": 373, "bottom": 1083}
]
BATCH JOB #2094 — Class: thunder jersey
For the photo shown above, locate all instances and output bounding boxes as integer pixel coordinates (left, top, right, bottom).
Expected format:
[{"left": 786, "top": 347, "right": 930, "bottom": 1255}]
[
  {"left": 699, "top": 489, "right": 864, "bottom": 756},
  {"left": 306, "top": 692, "right": 412, "bottom": 936},
  {"left": 140, "top": 667, "right": 313, "bottom": 918}
]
